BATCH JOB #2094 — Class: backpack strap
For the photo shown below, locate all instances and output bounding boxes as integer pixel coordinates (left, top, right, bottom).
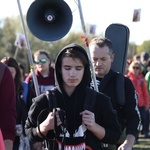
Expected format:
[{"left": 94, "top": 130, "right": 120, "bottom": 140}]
[
  {"left": 37, "top": 89, "right": 58, "bottom": 144},
  {"left": 22, "top": 81, "right": 29, "bottom": 104},
  {"left": 99, "top": 70, "right": 114, "bottom": 91},
  {"left": 0, "top": 62, "right": 6, "bottom": 86},
  {"left": 115, "top": 73, "right": 125, "bottom": 106},
  {"left": 46, "top": 88, "right": 57, "bottom": 111},
  {"left": 99, "top": 70, "right": 125, "bottom": 106},
  {"left": 140, "top": 78, "right": 144, "bottom": 87},
  {"left": 83, "top": 87, "right": 97, "bottom": 111}
]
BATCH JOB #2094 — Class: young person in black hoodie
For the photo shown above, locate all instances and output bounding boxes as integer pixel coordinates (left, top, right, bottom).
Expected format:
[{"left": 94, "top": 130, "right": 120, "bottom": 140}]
[{"left": 25, "top": 43, "right": 121, "bottom": 150}]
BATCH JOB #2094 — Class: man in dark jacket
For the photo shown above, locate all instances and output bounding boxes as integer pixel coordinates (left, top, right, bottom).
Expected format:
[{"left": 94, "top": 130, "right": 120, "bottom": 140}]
[
  {"left": 89, "top": 37, "right": 141, "bottom": 150},
  {"left": 25, "top": 43, "right": 121, "bottom": 150}
]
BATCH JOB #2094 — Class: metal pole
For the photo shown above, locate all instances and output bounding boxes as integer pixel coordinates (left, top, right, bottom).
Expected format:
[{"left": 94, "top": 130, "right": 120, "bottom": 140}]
[
  {"left": 16, "top": 0, "right": 40, "bottom": 96},
  {"left": 77, "top": 0, "right": 98, "bottom": 92}
]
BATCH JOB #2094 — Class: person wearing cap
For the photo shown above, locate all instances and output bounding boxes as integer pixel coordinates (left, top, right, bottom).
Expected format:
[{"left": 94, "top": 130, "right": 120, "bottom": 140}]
[{"left": 25, "top": 43, "right": 121, "bottom": 150}]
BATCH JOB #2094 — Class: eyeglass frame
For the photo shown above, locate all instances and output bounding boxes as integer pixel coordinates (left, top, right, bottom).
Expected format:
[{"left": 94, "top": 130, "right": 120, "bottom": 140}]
[
  {"left": 34, "top": 58, "right": 48, "bottom": 64},
  {"left": 133, "top": 66, "right": 140, "bottom": 70}
]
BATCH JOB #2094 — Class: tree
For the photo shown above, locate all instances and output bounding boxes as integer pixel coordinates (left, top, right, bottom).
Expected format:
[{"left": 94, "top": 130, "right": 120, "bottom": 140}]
[
  {"left": 136, "top": 40, "right": 150, "bottom": 55},
  {"left": 128, "top": 42, "right": 137, "bottom": 59}
]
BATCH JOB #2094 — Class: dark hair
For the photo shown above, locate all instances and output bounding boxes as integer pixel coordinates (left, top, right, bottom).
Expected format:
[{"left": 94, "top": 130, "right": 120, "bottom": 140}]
[
  {"left": 140, "top": 52, "right": 149, "bottom": 61},
  {"left": 60, "top": 48, "right": 88, "bottom": 67},
  {"left": 90, "top": 37, "right": 113, "bottom": 54},
  {"left": 1, "top": 57, "right": 22, "bottom": 94},
  {"left": 55, "top": 44, "right": 90, "bottom": 92}
]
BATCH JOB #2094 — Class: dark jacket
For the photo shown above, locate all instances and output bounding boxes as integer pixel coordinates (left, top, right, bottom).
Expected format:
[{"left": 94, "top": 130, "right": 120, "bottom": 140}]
[
  {"left": 25, "top": 44, "right": 121, "bottom": 149},
  {"left": 90, "top": 69, "right": 141, "bottom": 138}
]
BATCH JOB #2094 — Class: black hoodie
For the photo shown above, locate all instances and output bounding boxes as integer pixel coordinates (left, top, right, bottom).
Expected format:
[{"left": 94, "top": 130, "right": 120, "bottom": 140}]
[{"left": 25, "top": 43, "right": 121, "bottom": 150}]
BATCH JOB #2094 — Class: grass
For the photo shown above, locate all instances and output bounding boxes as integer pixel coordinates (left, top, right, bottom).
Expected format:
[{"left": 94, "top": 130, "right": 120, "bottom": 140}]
[{"left": 133, "top": 135, "right": 150, "bottom": 150}]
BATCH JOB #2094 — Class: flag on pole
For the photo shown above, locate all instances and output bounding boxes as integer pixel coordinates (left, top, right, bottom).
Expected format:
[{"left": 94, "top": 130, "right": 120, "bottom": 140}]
[
  {"left": 89, "top": 24, "right": 96, "bottom": 35},
  {"left": 14, "top": 33, "right": 26, "bottom": 49},
  {"left": 133, "top": 9, "right": 141, "bottom": 22}
]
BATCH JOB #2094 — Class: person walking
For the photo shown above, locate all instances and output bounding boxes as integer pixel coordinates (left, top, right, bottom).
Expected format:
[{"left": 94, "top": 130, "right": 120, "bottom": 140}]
[
  {"left": 25, "top": 50, "right": 55, "bottom": 95},
  {"left": 1, "top": 57, "right": 34, "bottom": 150},
  {"left": 0, "top": 62, "right": 16, "bottom": 150},
  {"left": 25, "top": 43, "right": 121, "bottom": 150},
  {"left": 127, "top": 60, "right": 149, "bottom": 140},
  {"left": 89, "top": 37, "right": 141, "bottom": 150}
]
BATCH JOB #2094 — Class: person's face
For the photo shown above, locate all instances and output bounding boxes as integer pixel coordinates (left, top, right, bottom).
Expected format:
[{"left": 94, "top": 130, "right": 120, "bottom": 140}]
[
  {"left": 8, "top": 66, "right": 16, "bottom": 79},
  {"left": 61, "top": 57, "right": 84, "bottom": 92},
  {"left": 34, "top": 54, "right": 50, "bottom": 73},
  {"left": 141, "top": 59, "right": 149, "bottom": 66},
  {"left": 90, "top": 45, "right": 114, "bottom": 78},
  {"left": 132, "top": 64, "right": 140, "bottom": 76}
]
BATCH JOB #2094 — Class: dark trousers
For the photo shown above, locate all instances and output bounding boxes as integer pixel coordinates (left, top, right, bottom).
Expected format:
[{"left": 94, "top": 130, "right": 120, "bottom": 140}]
[
  {"left": 145, "top": 109, "right": 150, "bottom": 135},
  {"left": 139, "top": 107, "right": 148, "bottom": 136}
]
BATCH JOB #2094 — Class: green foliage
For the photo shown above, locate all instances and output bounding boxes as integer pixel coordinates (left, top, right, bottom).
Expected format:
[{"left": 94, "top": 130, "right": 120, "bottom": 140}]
[
  {"left": 133, "top": 137, "right": 150, "bottom": 150},
  {"left": 136, "top": 40, "right": 150, "bottom": 55},
  {"left": 1, "top": 16, "right": 150, "bottom": 73},
  {"left": 128, "top": 42, "right": 137, "bottom": 59},
  {"left": 0, "top": 16, "right": 91, "bottom": 73}
]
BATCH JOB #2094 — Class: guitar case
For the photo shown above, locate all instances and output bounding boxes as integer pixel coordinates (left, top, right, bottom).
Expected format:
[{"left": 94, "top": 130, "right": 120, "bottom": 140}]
[{"left": 105, "top": 23, "right": 130, "bottom": 74}]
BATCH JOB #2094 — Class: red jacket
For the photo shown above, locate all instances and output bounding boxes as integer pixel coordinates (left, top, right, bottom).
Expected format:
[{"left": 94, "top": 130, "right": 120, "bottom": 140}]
[
  {"left": 126, "top": 72, "right": 149, "bottom": 107},
  {"left": 25, "top": 67, "right": 55, "bottom": 95},
  {"left": 0, "top": 65, "right": 16, "bottom": 141}
]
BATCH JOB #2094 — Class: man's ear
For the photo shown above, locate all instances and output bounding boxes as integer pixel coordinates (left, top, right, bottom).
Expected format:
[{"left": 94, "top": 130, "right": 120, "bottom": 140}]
[{"left": 111, "top": 54, "right": 115, "bottom": 62}]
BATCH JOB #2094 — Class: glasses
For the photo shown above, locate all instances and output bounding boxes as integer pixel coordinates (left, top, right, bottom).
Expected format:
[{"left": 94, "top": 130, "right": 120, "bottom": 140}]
[
  {"left": 133, "top": 66, "right": 140, "bottom": 70},
  {"left": 34, "top": 58, "right": 48, "bottom": 64}
]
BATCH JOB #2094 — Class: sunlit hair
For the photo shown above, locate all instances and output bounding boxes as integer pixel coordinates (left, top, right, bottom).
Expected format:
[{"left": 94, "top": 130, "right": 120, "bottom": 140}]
[
  {"left": 34, "top": 49, "right": 52, "bottom": 65},
  {"left": 1, "top": 57, "right": 22, "bottom": 94},
  {"left": 128, "top": 60, "right": 142, "bottom": 73},
  {"left": 90, "top": 37, "right": 114, "bottom": 55}
]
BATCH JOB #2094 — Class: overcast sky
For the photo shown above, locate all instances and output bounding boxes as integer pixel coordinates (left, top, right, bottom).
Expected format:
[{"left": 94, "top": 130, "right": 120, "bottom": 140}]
[{"left": 0, "top": 0, "right": 149, "bottom": 45}]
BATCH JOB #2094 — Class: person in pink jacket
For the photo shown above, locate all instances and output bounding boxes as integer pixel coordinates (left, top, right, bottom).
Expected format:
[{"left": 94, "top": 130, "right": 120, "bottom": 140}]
[
  {"left": 126, "top": 60, "right": 149, "bottom": 141},
  {"left": 0, "top": 129, "right": 5, "bottom": 150}
]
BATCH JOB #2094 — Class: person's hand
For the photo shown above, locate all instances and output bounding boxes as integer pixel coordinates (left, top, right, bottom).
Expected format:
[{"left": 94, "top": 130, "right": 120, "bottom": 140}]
[
  {"left": 117, "top": 142, "right": 132, "bottom": 150},
  {"left": 80, "top": 110, "right": 95, "bottom": 130},
  {"left": 4, "top": 140, "right": 13, "bottom": 150},
  {"left": 45, "top": 111, "right": 62, "bottom": 130},
  {"left": 117, "top": 135, "right": 135, "bottom": 150},
  {"left": 38, "top": 111, "right": 62, "bottom": 135}
]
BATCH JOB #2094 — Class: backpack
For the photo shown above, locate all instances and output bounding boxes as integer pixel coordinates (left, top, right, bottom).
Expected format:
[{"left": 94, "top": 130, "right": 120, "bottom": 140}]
[{"left": 95, "top": 72, "right": 125, "bottom": 107}]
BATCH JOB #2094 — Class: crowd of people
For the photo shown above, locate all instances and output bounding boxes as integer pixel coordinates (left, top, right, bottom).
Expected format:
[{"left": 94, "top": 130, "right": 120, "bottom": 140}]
[
  {"left": 125, "top": 51, "right": 150, "bottom": 143},
  {"left": 0, "top": 36, "right": 149, "bottom": 150}
]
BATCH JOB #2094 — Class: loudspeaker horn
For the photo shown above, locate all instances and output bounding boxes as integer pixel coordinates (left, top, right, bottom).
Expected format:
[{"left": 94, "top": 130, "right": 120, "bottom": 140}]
[{"left": 26, "top": 0, "right": 73, "bottom": 41}]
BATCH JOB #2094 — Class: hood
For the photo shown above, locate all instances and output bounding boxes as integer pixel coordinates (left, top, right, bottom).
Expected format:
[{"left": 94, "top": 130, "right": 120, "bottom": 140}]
[{"left": 55, "top": 43, "right": 91, "bottom": 94}]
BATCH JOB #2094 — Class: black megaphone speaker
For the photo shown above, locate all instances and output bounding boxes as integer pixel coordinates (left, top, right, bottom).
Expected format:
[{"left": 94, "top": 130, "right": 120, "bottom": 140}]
[{"left": 26, "top": 0, "right": 73, "bottom": 41}]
